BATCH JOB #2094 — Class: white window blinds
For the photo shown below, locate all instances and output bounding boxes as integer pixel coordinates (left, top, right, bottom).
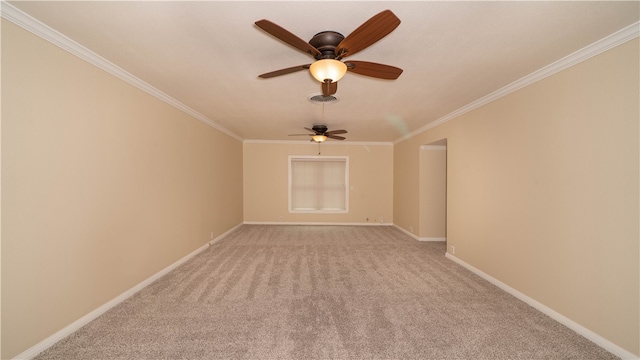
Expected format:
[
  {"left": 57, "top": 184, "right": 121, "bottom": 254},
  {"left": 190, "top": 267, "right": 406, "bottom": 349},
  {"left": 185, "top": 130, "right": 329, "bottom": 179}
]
[{"left": 289, "top": 157, "right": 348, "bottom": 212}]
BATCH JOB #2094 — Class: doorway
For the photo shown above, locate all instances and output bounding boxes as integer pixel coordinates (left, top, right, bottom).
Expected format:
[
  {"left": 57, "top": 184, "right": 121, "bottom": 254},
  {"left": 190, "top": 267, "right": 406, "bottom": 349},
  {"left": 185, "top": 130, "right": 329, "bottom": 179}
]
[{"left": 419, "top": 139, "right": 447, "bottom": 251}]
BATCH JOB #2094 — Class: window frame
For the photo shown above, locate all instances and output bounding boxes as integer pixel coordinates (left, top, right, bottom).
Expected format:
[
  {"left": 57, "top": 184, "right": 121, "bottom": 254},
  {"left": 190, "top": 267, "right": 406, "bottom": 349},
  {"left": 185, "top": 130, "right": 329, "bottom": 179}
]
[{"left": 288, "top": 155, "right": 349, "bottom": 214}]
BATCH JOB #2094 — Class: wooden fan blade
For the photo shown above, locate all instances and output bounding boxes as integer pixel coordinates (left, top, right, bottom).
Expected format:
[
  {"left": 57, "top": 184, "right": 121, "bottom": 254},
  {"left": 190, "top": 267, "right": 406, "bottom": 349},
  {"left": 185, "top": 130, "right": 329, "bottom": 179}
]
[
  {"left": 346, "top": 61, "right": 403, "bottom": 80},
  {"left": 335, "top": 10, "right": 400, "bottom": 58},
  {"left": 255, "top": 20, "right": 321, "bottom": 57},
  {"left": 327, "top": 135, "right": 346, "bottom": 140},
  {"left": 322, "top": 81, "right": 338, "bottom": 96},
  {"left": 325, "top": 129, "right": 347, "bottom": 135},
  {"left": 304, "top": 127, "right": 315, "bottom": 133},
  {"left": 258, "top": 64, "right": 310, "bottom": 78}
]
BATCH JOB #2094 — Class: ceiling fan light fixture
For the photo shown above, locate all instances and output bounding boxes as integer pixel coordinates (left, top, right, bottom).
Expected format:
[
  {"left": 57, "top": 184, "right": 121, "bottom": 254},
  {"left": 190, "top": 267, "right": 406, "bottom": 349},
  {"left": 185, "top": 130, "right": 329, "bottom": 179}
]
[
  {"left": 309, "top": 59, "right": 347, "bottom": 83},
  {"left": 312, "top": 134, "right": 328, "bottom": 143}
]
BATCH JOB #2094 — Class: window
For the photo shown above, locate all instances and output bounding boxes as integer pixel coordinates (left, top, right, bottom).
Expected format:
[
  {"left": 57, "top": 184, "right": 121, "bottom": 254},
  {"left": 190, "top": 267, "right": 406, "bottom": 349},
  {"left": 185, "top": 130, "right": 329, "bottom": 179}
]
[{"left": 289, "top": 156, "right": 349, "bottom": 213}]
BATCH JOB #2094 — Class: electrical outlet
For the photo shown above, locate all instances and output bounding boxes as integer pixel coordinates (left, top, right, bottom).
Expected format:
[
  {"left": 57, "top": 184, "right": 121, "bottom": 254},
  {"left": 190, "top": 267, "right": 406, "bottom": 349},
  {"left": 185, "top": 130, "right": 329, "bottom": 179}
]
[{"left": 451, "top": 245, "right": 455, "bottom": 255}]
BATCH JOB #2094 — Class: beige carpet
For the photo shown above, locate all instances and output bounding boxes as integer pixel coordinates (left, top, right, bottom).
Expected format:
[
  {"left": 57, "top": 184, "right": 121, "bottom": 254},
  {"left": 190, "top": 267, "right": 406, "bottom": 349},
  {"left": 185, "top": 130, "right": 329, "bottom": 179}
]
[{"left": 35, "top": 225, "right": 617, "bottom": 359}]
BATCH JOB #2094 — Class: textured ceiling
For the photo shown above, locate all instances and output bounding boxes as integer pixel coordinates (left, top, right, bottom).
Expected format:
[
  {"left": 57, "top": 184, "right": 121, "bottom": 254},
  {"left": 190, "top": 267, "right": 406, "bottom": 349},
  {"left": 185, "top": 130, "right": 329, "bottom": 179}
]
[{"left": 6, "top": 1, "right": 640, "bottom": 142}]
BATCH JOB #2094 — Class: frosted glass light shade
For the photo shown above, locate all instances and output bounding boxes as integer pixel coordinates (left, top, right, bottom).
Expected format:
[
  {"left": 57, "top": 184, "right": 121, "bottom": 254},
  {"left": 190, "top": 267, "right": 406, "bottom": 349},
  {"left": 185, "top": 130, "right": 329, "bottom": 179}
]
[
  {"left": 312, "top": 135, "right": 328, "bottom": 143},
  {"left": 309, "top": 59, "right": 347, "bottom": 83}
]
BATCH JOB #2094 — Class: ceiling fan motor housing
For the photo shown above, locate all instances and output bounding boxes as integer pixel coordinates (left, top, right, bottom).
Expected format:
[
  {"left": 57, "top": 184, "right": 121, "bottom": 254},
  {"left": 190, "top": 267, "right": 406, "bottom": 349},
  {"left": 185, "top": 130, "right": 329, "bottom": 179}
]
[
  {"left": 311, "top": 124, "right": 328, "bottom": 134},
  {"left": 309, "top": 31, "right": 344, "bottom": 59}
]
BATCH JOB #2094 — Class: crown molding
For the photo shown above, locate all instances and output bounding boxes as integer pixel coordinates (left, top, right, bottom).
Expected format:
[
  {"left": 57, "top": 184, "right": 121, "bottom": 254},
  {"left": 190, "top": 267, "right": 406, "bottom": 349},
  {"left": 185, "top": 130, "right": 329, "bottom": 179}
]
[
  {"left": 243, "top": 139, "right": 393, "bottom": 146},
  {"left": 393, "top": 21, "right": 640, "bottom": 145},
  {"left": 3, "top": 1, "right": 637, "bottom": 147},
  {"left": 0, "top": 1, "right": 243, "bottom": 142}
]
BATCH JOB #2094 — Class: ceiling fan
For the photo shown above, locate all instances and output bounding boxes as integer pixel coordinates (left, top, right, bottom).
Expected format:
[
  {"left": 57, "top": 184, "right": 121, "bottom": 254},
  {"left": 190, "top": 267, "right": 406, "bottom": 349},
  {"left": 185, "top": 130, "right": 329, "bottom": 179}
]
[
  {"left": 255, "top": 10, "right": 403, "bottom": 96},
  {"left": 289, "top": 125, "right": 347, "bottom": 143}
]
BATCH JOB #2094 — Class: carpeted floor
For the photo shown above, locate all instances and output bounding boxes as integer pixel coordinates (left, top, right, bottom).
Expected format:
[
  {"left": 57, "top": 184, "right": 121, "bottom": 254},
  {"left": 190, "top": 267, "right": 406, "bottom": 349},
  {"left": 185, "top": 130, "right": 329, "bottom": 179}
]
[{"left": 34, "top": 225, "right": 617, "bottom": 359}]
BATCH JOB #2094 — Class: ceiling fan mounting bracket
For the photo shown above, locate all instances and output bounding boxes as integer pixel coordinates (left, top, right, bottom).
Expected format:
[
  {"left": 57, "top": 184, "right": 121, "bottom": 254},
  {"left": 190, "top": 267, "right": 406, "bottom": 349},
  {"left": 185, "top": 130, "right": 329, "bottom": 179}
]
[{"left": 309, "top": 31, "right": 344, "bottom": 59}]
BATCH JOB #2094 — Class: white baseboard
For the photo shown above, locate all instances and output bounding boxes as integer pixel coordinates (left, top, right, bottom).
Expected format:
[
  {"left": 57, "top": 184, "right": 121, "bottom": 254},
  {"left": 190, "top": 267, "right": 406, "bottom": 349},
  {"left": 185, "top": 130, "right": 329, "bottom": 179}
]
[
  {"left": 418, "top": 237, "right": 446, "bottom": 242},
  {"left": 243, "top": 221, "right": 391, "bottom": 226},
  {"left": 445, "top": 253, "right": 639, "bottom": 360},
  {"left": 242, "top": 223, "right": 443, "bottom": 244},
  {"left": 13, "top": 223, "right": 243, "bottom": 360},
  {"left": 392, "top": 224, "right": 419, "bottom": 240},
  {"left": 389, "top": 225, "right": 447, "bottom": 243},
  {"left": 17, "top": 223, "right": 636, "bottom": 360}
]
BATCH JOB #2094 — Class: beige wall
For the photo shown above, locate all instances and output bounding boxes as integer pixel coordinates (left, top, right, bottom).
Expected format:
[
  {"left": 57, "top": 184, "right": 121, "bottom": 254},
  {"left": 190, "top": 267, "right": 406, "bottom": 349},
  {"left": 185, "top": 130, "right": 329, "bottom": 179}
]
[
  {"left": 244, "top": 142, "right": 392, "bottom": 224},
  {"left": 419, "top": 146, "right": 447, "bottom": 239},
  {"left": 1, "top": 20, "right": 243, "bottom": 358},
  {"left": 394, "top": 39, "right": 639, "bottom": 355},
  {"left": 393, "top": 141, "right": 419, "bottom": 235},
  {"left": 3, "top": 10, "right": 639, "bottom": 360}
]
